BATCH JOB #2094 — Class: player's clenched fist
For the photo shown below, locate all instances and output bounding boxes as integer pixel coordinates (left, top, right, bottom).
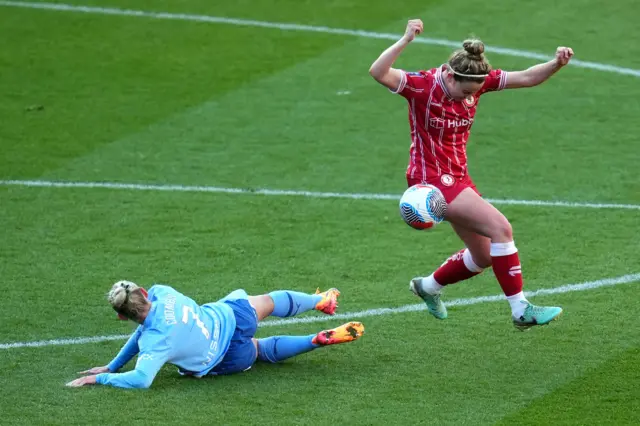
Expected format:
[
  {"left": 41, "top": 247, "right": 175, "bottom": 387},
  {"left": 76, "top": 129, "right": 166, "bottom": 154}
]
[
  {"left": 402, "top": 19, "right": 423, "bottom": 43},
  {"left": 555, "top": 47, "right": 574, "bottom": 66}
]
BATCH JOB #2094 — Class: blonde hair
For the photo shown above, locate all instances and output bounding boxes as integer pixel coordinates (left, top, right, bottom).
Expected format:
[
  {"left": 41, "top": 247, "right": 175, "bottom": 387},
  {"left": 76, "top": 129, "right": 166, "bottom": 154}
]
[
  {"left": 108, "top": 280, "right": 149, "bottom": 322},
  {"left": 448, "top": 38, "right": 492, "bottom": 83}
]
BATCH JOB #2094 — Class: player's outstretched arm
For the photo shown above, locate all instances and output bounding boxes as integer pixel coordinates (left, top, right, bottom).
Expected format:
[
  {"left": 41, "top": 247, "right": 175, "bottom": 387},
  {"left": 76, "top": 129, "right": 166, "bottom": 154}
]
[
  {"left": 66, "top": 329, "right": 143, "bottom": 387},
  {"left": 67, "top": 351, "right": 167, "bottom": 389},
  {"left": 369, "top": 19, "right": 423, "bottom": 91},
  {"left": 78, "top": 365, "right": 110, "bottom": 375},
  {"left": 505, "top": 47, "right": 574, "bottom": 89},
  {"left": 106, "top": 328, "right": 142, "bottom": 372},
  {"left": 66, "top": 330, "right": 169, "bottom": 389}
]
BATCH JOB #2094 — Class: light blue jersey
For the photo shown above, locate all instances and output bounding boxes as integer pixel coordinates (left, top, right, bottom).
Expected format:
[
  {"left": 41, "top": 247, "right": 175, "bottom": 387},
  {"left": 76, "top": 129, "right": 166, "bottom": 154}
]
[{"left": 96, "top": 285, "right": 237, "bottom": 388}]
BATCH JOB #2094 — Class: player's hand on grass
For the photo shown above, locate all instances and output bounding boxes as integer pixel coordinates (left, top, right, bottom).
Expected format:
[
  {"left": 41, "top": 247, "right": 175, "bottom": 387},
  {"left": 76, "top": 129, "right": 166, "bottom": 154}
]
[
  {"left": 555, "top": 47, "right": 574, "bottom": 66},
  {"left": 78, "top": 365, "right": 110, "bottom": 375},
  {"left": 66, "top": 375, "right": 98, "bottom": 387},
  {"left": 402, "top": 19, "right": 423, "bottom": 43}
]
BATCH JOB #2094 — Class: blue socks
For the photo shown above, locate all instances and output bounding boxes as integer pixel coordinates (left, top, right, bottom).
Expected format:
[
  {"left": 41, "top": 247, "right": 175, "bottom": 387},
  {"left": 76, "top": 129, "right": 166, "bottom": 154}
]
[
  {"left": 268, "top": 290, "right": 322, "bottom": 318},
  {"left": 257, "top": 335, "right": 318, "bottom": 363},
  {"left": 257, "top": 292, "right": 324, "bottom": 363},
  {"left": 256, "top": 291, "right": 325, "bottom": 363}
]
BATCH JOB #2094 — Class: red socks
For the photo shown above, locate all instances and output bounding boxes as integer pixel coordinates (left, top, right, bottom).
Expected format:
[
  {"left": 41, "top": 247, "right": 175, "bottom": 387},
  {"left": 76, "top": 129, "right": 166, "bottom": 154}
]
[
  {"left": 432, "top": 248, "right": 484, "bottom": 286},
  {"left": 421, "top": 241, "right": 528, "bottom": 318},
  {"left": 489, "top": 241, "right": 523, "bottom": 297}
]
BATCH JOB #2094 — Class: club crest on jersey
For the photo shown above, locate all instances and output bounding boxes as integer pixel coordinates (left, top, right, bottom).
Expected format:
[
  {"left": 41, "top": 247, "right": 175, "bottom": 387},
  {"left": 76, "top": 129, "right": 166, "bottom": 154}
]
[
  {"left": 441, "top": 174, "right": 455, "bottom": 187},
  {"left": 464, "top": 95, "right": 476, "bottom": 107},
  {"left": 429, "top": 117, "right": 445, "bottom": 129}
]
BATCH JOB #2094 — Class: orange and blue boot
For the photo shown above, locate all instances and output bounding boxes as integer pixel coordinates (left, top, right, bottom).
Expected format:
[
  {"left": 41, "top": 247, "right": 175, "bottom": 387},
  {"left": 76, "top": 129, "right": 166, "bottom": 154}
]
[
  {"left": 312, "top": 322, "right": 365, "bottom": 345},
  {"left": 314, "top": 288, "right": 340, "bottom": 315}
]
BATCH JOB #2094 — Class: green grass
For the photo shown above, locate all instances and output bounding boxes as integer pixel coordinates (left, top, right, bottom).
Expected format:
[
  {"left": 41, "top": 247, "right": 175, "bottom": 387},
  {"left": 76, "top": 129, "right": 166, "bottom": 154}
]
[
  {"left": 1, "top": 0, "right": 639, "bottom": 424},
  {"left": 498, "top": 347, "right": 640, "bottom": 425}
]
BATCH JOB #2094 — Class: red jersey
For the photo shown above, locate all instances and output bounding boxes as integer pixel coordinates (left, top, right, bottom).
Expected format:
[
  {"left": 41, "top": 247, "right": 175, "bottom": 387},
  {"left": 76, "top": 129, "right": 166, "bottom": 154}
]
[{"left": 393, "top": 65, "right": 508, "bottom": 181}]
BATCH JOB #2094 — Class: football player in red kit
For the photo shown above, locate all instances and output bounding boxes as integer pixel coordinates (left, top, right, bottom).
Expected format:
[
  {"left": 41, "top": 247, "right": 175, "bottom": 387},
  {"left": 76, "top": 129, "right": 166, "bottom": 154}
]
[{"left": 369, "top": 19, "right": 574, "bottom": 329}]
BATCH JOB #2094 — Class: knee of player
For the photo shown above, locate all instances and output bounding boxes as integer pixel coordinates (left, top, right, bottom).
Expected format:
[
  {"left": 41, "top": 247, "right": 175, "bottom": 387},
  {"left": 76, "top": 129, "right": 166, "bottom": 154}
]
[
  {"left": 256, "top": 338, "right": 279, "bottom": 364},
  {"left": 491, "top": 216, "right": 513, "bottom": 241},
  {"left": 254, "top": 294, "right": 274, "bottom": 308},
  {"left": 249, "top": 294, "right": 275, "bottom": 320}
]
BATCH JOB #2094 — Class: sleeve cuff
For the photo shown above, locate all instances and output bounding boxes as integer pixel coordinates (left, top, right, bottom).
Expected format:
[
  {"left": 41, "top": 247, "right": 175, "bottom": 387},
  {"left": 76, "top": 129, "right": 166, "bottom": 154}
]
[
  {"left": 95, "top": 373, "right": 109, "bottom": 385},
  {"left": 499, "top": 71, "right": 508, "bottom": 90},
  {"left": 389, "top": 71, "right": 407, "bottom": 94}
]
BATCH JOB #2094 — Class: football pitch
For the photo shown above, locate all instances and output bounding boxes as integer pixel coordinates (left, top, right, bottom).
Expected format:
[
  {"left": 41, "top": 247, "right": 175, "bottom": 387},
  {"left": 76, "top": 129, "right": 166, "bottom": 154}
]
[{"left": 1, "top": 0, "right": 639, "bottom": 424}]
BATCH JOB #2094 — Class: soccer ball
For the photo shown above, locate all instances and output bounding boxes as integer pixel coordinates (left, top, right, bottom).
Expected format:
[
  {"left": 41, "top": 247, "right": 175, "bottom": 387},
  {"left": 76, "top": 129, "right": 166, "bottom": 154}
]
[{"left": 399, "top": 184, "right": 447, "bottom": 230}]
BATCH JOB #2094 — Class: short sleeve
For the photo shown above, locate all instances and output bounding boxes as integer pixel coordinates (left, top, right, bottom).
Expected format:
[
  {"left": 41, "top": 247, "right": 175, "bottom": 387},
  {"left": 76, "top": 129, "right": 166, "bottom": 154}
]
[
  {"left": 391, "top": 70, "right": 435, "bottom": 100},
  {"left": 479, "top": 69, "right": 508, "bottom": 94}
]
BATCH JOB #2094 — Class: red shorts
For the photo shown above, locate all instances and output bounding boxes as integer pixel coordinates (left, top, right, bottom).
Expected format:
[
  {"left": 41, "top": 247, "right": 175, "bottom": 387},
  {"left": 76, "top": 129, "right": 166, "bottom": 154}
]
[{"left": 407, "top": 174, "right": 481, "bottom": 204}]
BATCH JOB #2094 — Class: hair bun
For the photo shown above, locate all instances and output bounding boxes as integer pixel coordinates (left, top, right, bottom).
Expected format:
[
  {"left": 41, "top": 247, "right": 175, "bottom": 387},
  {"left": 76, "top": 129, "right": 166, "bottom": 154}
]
[
  {"left": 463, "top": 39, "right": 485, "bottom": 57},
  {"left": 109, "top": 286, "right": 127, "bottom": 308},
  {"left": 108, "top": 280, "right": 139, "bottom": 308}
]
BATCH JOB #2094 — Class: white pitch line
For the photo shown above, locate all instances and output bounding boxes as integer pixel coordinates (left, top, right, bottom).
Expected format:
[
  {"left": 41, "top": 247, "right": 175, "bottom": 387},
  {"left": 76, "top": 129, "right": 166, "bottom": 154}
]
[
  {"left": 0, "top": 334, "right": 131, "bottom": 350},
  {"left": 1, "top": 1, "right": 640, "bottom": 77},
  {"left": 2, "top": 273, "right": 639, "bottom": 350},
  {"left": 1, "top": 179, "right": 640, "bottom": 211},
  {"left": 261, "top": 272, "right": 640, "bottom": 326}
]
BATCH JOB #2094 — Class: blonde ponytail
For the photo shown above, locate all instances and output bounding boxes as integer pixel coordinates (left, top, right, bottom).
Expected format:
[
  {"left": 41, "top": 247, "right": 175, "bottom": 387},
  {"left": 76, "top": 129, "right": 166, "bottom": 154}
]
[{"left": 107, "top": 281, "right": 149, "bottom": 322}]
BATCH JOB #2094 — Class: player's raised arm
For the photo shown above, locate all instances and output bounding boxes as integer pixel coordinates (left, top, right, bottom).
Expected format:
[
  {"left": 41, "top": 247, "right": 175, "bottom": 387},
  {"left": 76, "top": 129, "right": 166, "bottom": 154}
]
[
  {"left": 505, "top": 47, "right": 574, "bottom": 89},
  {"left": 369, "top": 19, "right": 423, "bottom": 91}
]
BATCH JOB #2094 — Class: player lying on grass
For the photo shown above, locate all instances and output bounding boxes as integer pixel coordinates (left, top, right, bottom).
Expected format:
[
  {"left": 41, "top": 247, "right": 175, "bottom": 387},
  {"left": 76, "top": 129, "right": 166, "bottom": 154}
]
[
  {"left": 370, "top": 19, "right": 574, "bottom": 329},
  {"left": 66, "top": 281, "right": 364, "bottom": 388}
]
